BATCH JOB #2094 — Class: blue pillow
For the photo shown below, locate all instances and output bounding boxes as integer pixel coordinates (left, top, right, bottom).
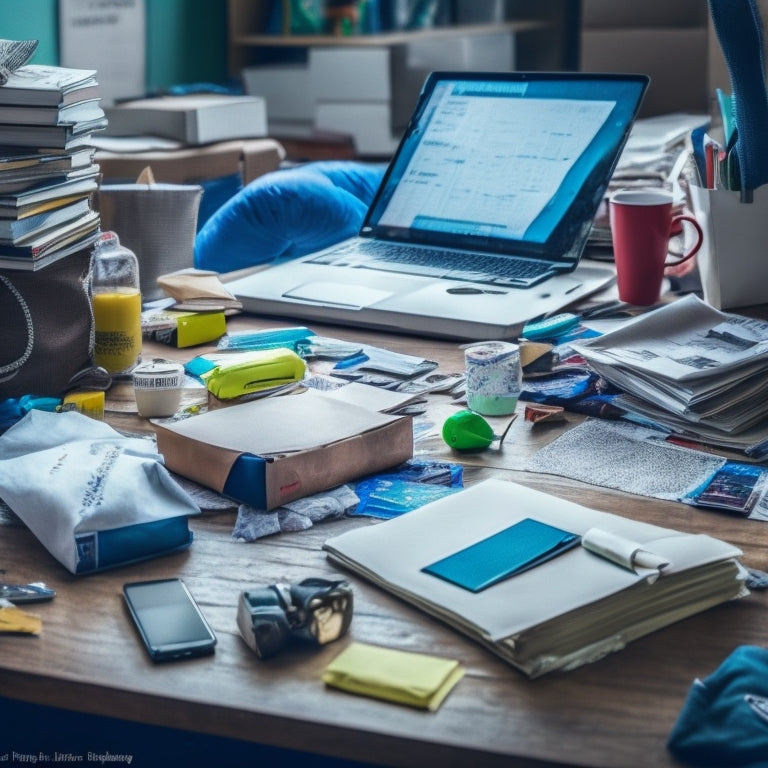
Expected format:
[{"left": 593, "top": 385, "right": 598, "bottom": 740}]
[{"left": 194, "top": 161, "right": 386, "bottom": 273}]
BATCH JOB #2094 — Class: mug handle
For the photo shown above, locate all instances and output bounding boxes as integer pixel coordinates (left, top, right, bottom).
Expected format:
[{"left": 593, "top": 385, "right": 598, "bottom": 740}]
[{"left": 666, "top": 215, "right": 703, "bottom": 266}]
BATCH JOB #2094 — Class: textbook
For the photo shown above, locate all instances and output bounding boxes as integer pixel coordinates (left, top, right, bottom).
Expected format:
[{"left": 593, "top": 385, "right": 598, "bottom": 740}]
[
  {"left": 154, "top": 388, "right": 413, "bottom": 510},
  {"left": 323, "top": 479, "right": 748, "bottom": 678},
  {"left": 104, "top": 94, "right": 268, "bottom": 145},
  {"left": 0, "top": 147, "right": 94, "bottom": 176},
  {"left": 0, "top": 114, "right": 107, "bottom": 148},
  {"left": 0, "top": 163, "right": 99, "bottom": 196},
  {"left": 0, "top": 98, "right": 104, "bottom": 126},
  {"left": 0, "top": 175, "right": 98, "bottom": 212},
  {"left": 0, "top": 228, "right": 100, "bottom": 271},
  {"left": 0, "top": 210, "right": 99, "bottom": 260},
  {"left": 0, "top": 65, "right": 99, "bottom": 107},
  {"left": 0, "top": 193, "right": 92, "bottom": 222},
  {"left": 0, "top": 196, "right": 91, "bottom": 242}
]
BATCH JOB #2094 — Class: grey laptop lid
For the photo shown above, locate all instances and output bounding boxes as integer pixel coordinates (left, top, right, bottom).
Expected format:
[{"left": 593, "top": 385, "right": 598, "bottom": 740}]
[{"left": 227, "top": 71, "right": 648, "bottom": 341}]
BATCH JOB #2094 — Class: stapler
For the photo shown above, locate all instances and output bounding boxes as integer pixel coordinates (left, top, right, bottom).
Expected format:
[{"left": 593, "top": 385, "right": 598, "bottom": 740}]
[{"left": 202, "top": 348, "right": 306, "bottom": 400}]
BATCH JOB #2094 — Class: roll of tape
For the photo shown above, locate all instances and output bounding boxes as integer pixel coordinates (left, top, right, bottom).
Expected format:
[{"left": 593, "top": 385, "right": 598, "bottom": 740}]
[
  {"left": 464, "top": 341, "right": 522, "bottom": 416},
  {"left": 132, "top": 359, "right": 185, "bottom": 418}
]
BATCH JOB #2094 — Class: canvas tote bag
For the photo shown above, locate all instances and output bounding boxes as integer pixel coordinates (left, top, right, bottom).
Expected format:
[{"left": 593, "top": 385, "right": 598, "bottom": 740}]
[{"left": 0, "top": 245, "right": 96, "bottom": 399}]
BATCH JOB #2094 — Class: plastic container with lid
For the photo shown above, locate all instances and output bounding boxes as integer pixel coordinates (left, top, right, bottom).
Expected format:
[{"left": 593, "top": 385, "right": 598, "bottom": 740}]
[{"left": 92, "top": 231, "right": 142, "bottom": 375}]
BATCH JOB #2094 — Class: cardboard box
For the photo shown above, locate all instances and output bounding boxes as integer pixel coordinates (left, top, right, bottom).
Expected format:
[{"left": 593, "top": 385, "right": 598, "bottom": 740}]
[
  {"left": 310, "top": 47, "right": 393, "bottom": 103},
  {"left": 154, "top": 390, "right": 413, "bottom": 510},
  {"left": 308, "top": 31, "right": 515, "bottom": 137},
  {"left": 309, "top": 46, "right": 419, "bottom": 133},
  {"left": 104, "top": 94, "right": 268, "bottom": 145},
  {"left": 96, "top": 138, "right": 285, "bottom": 185},
  {"left": 242, "top": 63, "right": 314, "bottom": 122},
  {"left": 315, "top": 101, "right": 401, "bottom": 157},
  {"left": 141, "top": 309, "right": 227, "bottom": 348}
]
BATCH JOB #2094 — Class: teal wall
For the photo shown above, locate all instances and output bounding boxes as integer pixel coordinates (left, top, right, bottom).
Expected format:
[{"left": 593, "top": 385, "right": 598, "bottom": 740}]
[{"left": 0, "top": 0, "right": 228, "bottom": 92}]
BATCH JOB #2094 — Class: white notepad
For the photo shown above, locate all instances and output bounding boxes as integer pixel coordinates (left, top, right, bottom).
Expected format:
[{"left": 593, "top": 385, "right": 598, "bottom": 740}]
[{"left": 324, "top": 479, "right": 747, "bottom": 677}]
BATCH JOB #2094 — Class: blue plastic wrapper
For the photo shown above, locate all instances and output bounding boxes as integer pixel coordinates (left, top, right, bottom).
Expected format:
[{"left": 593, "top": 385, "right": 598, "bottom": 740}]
[{"left": 352, "top": 460, "right": 463, "bottom": 519}]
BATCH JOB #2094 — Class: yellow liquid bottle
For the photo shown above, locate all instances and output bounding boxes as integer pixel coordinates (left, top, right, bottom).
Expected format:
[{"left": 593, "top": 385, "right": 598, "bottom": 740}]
[
  {"left": 93, "top": 289, "right": 142, "bottom": 374},
  {"left": 92, "top": 232, "right": 142, "bottom": 375}
]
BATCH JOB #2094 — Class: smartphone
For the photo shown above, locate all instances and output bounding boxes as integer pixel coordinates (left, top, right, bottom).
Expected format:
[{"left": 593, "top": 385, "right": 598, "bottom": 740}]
[{"left": 123, "top": 578, "right": 217, "bottom": 662}]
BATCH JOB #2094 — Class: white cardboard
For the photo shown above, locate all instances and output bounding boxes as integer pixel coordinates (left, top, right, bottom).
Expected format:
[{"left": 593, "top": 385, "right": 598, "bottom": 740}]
[{"left": 58, "top": 0, "right": 145, "bottom": 107}]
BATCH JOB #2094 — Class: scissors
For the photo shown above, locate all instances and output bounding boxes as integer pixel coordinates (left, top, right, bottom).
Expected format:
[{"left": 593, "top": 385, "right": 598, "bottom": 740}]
[{"left": 709, "top": 0, "right": 768, "bottom": 200}]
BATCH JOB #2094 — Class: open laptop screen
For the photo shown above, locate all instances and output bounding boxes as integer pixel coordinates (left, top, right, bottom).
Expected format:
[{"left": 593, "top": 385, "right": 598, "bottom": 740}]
[{"left": 362, "top": 72, "right": 648, "bottom": 267}]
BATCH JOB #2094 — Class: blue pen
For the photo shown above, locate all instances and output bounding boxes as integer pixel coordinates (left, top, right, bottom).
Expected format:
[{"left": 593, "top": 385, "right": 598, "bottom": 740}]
[
  {"left": 690, "top": 125, "right": 708, "bottom": 187},
  {"left": 333, "top": 352, "right": 370, "bottom": 370}
]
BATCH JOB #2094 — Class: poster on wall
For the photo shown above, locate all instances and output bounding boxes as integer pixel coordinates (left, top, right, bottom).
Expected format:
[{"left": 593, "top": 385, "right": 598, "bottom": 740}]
[{"left": 59, "top": 0, "right": 146, "bottom": 106}]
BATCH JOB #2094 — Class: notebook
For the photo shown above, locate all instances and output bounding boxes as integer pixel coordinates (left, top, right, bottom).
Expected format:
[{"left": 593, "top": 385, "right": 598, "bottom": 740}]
[
  {"left": 323, "top": 479, "right": 747, "bottom": 678},
  {"left": 226, "top": 71, "right": 649, "bottom": 341}
]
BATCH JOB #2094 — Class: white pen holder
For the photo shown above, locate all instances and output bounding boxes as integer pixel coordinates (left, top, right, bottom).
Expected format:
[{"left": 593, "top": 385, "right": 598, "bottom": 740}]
[{"left": 690, "top": 183, "right": 768, "bottom": 310}]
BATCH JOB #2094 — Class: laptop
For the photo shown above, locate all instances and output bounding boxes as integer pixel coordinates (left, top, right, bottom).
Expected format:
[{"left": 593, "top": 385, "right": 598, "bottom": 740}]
[{"left": 226, "top": 71, "right": 649, "bottom": 341}]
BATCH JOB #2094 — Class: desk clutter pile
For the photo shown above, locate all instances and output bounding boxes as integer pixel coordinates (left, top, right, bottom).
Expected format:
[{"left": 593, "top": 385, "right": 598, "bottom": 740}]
[
  {"left": 0, "top": 315, "right": 758, "bottom": 707},
  {"left": 0, "top": 37, "right": 765, "bottom": 766}
]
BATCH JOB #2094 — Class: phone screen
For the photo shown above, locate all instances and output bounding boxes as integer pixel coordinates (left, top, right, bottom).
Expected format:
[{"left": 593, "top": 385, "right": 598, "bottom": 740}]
[{"left": 123, "top": 578, "right": 217, "bottom": 662}]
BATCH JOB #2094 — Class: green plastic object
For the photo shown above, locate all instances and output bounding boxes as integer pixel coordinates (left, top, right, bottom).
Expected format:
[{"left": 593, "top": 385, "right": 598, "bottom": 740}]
[{"left": 442, "top": 410, "right": 496, "bottom": 451}]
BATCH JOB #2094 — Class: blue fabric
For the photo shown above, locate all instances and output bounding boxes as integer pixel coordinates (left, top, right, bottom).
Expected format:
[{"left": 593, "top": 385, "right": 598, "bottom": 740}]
[
  {"left": 194, "top": 161, "right": 386, "bottom": 273},
  {"left": 667, "top": 645, "right": 768, "bottom": 767},
  {"left": 223, "top": 452, "right": 268, "bottom": 509},
  {"left": 709, "top": 0, "right": 768, "bottom": 193},
  {"left": 197, "top": 172, "right": 243, "bottom": 231}
]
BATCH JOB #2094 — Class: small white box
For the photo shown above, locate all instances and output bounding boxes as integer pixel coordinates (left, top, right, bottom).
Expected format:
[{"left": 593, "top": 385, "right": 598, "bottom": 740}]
[
  {"left": 309, "top": 47, "right": 392, "bottom": 102},
  {"left": 242, "top": 63, "right": 313, "bottom": 122},
  {"left": 314, "top": 101, "right": 400, "bottom": 157}
]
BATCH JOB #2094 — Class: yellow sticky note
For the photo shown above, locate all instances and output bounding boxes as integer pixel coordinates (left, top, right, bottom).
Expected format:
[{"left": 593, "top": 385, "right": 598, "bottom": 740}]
[
  {"left": 0, "top": 605, "right": 42, "bottom": 635},
  {"left": 322, "top": 642, "right": 464, "bottom": 711}
]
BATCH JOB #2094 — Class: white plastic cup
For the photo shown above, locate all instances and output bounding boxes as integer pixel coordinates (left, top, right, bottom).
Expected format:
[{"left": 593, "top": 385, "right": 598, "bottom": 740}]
[
  {"left": 464, "top": 341, "right": 522, "bottom": 416},
  {"left": 132, "top": 359, "right": 185, "bottom": 418}
]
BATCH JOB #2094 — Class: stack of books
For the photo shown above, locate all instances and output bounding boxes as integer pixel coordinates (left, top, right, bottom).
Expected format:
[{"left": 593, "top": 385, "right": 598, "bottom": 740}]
[{"left": 0, "top": 64, "right": 106, "bottom": 271}]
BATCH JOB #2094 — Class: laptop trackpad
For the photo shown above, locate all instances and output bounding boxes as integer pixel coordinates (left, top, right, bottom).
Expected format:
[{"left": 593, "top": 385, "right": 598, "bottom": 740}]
[{"left": 284, "top": 281, "right": 393, "bottom": 308}]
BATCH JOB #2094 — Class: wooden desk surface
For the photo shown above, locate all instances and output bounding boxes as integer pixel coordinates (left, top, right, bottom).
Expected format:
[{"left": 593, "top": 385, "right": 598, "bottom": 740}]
[{"left": 2, "top": 314, "right": 768, "bottom": 768}]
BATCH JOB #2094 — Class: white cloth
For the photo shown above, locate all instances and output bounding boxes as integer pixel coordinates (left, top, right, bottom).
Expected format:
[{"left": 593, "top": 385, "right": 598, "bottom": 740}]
[{"left": 0, "top": 409, "right": 199, "bottom": 573}]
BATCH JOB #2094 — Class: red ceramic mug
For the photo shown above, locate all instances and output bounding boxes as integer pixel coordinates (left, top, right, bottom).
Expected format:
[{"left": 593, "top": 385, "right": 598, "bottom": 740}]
[{"left": 609, "top": 189, "right": 703, "bottom": 306}]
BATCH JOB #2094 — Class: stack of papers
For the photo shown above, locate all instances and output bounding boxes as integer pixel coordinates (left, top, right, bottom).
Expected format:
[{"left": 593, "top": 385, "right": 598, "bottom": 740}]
[
  {"left": 573, "top": 295, "right": 768, "bottom": 457},
  {"left": 324, "top": 479, "right": 747, "bottom": 678}
]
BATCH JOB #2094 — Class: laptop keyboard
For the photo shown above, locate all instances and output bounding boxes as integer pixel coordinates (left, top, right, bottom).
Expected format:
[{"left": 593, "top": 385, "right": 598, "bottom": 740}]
[{"left": 307, "top": 240, "right": 554, "bottom": 287}]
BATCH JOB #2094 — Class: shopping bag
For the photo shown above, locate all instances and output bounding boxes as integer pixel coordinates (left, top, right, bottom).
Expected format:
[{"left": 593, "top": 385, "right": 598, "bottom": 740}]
[{"left": 0, "top": 245, "right": 95, "bottom": 399}]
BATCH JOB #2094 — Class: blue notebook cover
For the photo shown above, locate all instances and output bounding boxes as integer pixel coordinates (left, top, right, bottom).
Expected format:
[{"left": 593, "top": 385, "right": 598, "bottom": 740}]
[{"left": 422, "top": 517, "right": 580, "bottom": 592}]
